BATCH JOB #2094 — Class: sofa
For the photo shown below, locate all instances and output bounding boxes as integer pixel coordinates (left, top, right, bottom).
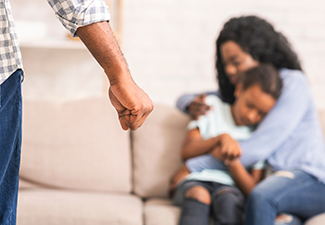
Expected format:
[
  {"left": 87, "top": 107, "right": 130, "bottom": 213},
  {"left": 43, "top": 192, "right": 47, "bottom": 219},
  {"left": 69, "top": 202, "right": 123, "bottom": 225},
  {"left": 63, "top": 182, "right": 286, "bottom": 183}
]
[{"left": 17, "top": 96, "right": 325, "bottom": 225}]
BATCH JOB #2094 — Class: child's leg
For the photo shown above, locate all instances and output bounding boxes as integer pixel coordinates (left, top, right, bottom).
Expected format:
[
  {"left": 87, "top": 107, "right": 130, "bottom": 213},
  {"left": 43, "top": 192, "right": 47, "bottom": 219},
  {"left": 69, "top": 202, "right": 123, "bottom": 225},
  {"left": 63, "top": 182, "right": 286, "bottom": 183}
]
[
  {"left": 211, "top": 185, "right": 244, "bottom": 225},
  {"left": 173, "top": 181, "right": 212, "bottom": 225},
  {"left": 274, "top": 214, "right": 303, "bottom": 225},
  {"left": 170, "top": 165, "right": 190, "bottom": 191},
  {"left": 179, "top": 198, "right": 210, "bottom": 225}
]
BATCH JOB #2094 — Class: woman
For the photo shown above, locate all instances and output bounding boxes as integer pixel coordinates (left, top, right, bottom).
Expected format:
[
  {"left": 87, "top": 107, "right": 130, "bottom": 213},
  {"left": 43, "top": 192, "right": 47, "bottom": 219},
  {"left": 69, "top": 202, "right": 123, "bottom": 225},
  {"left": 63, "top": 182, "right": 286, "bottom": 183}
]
[{"left": 176, "top": 16, "right": 325, "bottom": 225}]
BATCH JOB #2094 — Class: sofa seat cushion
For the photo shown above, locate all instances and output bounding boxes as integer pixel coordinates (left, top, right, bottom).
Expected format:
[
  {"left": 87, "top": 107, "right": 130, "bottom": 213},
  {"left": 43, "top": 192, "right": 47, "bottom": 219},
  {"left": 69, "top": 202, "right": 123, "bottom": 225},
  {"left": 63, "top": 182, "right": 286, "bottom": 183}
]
[
  {"left": 144, "top": 198, "right": 180, "bottom": 225},
  {"left": 21, "top": 97, "right": 132, "bottom": 193},
  {"left": 304, "top": 213, "right": 325, "bottom": 225},
  {"left": 17, "top": 189, "right": 143, "bottom": 225}
]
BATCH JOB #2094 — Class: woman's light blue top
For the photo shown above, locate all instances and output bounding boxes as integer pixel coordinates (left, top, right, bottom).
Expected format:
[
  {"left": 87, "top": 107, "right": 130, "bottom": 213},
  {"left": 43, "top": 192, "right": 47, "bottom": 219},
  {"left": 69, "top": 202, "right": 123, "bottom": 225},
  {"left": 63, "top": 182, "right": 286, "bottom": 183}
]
[{"left": 176, "top": 69, "right": 325, "bottom": 183}]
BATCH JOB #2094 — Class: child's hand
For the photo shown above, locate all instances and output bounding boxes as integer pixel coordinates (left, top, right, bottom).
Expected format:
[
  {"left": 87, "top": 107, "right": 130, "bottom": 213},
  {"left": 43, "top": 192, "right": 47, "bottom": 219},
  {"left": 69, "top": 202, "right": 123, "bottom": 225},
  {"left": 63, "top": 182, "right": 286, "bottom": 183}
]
[
  {"left": 211, "top": 145, "right": 223, "bottom": 160},
  {"left": 212, "top": 134, "right": 242, "bottom": 164},
  {"left": 187, "top": 94, "right": 212, "bottom": 120}
]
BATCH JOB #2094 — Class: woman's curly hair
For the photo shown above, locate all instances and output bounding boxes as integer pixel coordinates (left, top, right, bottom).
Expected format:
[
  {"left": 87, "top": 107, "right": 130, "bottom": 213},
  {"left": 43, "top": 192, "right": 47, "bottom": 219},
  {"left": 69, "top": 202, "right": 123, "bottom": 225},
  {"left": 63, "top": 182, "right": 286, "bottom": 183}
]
[{"left": 216, "top": 16, "right": 302, "bottom": 104}]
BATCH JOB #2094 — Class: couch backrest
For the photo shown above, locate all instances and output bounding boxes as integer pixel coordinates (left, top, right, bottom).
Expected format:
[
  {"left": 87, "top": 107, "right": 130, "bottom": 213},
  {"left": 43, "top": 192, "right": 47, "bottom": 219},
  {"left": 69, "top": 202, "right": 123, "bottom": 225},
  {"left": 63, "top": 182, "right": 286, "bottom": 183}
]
[
  {"left": 20, "top": 97, "right": 325, "bottom": 198},
  {"left": 132, "top": 104, "right": 190, "bottom": 198},
  {"left": 20, "top": 97, "right": 132, "bottom": 193}
]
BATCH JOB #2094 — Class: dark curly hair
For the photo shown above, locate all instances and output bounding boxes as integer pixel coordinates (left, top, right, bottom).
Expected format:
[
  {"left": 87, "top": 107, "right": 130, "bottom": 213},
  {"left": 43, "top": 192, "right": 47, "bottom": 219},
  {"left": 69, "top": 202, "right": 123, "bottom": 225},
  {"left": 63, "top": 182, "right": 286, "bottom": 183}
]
[
  {"left": 216, "top": 16, "right": 302, "bottom": 104},
  {"left": 239, "top": 63, "right": 283, "bottom": 100}
]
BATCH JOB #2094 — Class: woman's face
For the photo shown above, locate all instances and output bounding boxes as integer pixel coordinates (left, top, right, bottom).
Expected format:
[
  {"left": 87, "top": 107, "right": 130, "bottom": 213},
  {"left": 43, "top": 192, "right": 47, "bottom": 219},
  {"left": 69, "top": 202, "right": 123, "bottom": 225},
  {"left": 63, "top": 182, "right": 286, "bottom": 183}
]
[{"left": 220, "top": 41, "right": 259, "bottom": 84}]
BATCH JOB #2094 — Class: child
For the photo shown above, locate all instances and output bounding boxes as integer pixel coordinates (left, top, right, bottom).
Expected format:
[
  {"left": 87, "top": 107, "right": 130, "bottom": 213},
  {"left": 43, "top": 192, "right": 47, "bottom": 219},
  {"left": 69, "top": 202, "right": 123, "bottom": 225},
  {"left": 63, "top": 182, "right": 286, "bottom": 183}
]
[{"left": 171, "top": 64, "right": 283, "bottom": 225}]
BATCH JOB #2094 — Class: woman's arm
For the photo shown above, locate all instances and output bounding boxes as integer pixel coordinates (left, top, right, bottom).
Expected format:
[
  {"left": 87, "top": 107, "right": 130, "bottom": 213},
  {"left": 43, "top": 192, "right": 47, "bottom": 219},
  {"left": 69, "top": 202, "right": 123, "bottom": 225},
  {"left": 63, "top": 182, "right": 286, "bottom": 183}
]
[
  {"left": 176, "top": 91, "right": 221, "bottom": 119},
  {"left": 227, "top": 159, "right": 264, "bottom": 196},
  {"left": 181, "top": 128, "right": 220, "bottom": 161},
  {"left": 235, "top": 70, "right": 311, "bottom": 166}
]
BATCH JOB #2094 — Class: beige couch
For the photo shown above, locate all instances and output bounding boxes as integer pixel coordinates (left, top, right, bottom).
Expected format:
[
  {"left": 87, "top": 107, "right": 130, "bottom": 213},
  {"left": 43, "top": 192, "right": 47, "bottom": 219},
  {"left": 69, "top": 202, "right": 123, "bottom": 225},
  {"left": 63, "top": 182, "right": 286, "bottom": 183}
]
[{"left": 17, "top": 97, "right": 325, "bottom": 225}]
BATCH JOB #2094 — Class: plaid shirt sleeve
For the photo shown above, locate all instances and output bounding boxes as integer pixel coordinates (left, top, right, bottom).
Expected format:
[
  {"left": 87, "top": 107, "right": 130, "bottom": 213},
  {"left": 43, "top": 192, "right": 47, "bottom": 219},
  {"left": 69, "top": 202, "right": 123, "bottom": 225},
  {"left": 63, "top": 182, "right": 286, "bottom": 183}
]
[{"left": 47, "top": 0, "right": 110, "bottom": 36}]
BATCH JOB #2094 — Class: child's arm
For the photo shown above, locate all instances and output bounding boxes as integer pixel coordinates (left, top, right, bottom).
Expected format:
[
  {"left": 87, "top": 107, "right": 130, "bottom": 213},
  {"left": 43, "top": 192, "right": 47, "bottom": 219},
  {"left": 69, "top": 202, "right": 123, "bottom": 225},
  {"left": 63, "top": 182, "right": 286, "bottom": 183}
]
[
  {"left": 210, "top": 134, "right": 263, "bottom": 195},
  {"left": 227, "top": 159, "right": 264, "bottom": 196},
  {"left": 210, "top": 133, "right": 242, "bottom": 164},
  {"left": 181, "top": 128, "right": 223, "bottom": 161}
]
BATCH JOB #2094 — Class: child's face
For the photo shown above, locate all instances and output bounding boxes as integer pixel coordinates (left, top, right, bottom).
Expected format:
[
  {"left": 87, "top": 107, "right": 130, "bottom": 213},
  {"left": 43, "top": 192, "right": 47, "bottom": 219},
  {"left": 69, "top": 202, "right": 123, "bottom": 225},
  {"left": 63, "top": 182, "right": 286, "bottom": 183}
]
[{"left": 232, "top": 84, "right": 276, "bottom": 126}]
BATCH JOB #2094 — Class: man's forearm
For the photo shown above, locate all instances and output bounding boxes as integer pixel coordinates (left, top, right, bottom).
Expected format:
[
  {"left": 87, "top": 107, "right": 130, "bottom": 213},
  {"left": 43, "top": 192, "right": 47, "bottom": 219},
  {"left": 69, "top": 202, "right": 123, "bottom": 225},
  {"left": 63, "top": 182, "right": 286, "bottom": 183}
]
[{"left": 76, "top": 21, "right": 130, "bottom": 85}]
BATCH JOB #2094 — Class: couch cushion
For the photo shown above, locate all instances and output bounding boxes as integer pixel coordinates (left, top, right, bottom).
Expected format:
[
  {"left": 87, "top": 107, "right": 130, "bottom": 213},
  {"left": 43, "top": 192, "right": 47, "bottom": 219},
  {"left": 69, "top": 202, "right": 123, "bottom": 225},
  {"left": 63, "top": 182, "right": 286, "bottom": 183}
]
[
  {"left": 19, "top": 178, "right": 44, "bottom": 189},
  {"left": 144, "top": 198, "right": 180, "bottom": 225},
  {"left": 132, "top": 104, "right": 190, "bottom": 198},
  {"left": 20, "top": 97, "right": 131, "bottom": 193},
  {"left": 17, "top": 189, "right": 143, "bottom": 225}
]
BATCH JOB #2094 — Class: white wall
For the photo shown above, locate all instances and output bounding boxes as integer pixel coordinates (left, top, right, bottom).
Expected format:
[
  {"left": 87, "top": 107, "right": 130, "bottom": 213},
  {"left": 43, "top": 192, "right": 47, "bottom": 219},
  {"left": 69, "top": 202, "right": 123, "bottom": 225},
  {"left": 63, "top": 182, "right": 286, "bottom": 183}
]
[
  {"left": 121, "top": 0, "right": 325, "bottom": 109},
  {"left": 10, "top": 0, "right": 325, "bottom": 108},
  {"left": 11, "top": 0, "right": 105, "bottom": 102}
]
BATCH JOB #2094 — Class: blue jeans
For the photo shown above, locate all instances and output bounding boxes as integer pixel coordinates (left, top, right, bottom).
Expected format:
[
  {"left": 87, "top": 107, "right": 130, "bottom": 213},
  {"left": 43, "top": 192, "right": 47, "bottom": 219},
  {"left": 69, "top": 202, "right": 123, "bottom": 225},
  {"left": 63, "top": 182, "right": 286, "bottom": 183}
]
[
  {"left": 173, "top": 180, "right": 245, "bottom": 225},
  {"left": 245, "top": 170, "right": 325, "bottom": 225},
  {"left": 0, "top": 70, "right": 23, "bottom": 225},
  {"left": 173, "top": 180, "right": 301, "bottom": 225}
]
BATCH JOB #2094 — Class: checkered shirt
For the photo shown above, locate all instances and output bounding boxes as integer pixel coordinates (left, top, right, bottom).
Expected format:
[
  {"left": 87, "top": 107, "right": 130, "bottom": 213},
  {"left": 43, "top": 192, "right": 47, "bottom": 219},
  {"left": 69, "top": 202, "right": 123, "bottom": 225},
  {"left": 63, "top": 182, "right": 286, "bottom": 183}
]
[
  {"left": 47, "top": 0, "right": 110, "bottom": 37},
  {"left": 0, "top": 0, "right": 23, "bottom": 85},
  {"left": 0, "top": 0, "right": 110, "bottom": 85}
]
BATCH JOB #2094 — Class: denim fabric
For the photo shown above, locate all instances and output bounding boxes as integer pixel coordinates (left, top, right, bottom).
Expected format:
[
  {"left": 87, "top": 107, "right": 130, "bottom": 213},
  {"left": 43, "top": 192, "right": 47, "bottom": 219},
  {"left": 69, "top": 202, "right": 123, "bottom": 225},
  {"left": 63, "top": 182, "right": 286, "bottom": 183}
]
[
  {"left": 245, "top": 170, "right": 325, "bottom": 225},
  {"left": 0, "top": 70, "right": 23, "bottom": 225},
  {"left": 211, "top": 185, "right": 244, "bottom": 225},
  {"left": 174, "top": 179, "right": 304, "bottom": 225},
  {"left": 178, "top": 198, "right": 210, "bottom": 225},
  {"left": 173, "top": 180, "right": 232, "bottom": 207},
  {"left": 173, "top": 180, "right": 245, "bottom": 225}
]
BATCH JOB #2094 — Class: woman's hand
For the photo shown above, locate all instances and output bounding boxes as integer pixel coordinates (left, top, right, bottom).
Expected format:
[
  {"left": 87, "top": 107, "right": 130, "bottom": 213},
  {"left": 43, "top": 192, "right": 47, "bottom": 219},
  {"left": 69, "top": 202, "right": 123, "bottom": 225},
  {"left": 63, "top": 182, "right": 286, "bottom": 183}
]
[
  {"left": 210, "top": 134, "right": 242, "bottom": 165},
  {"left": 187, "top": 94, "right": 212, "bottom": 120}
]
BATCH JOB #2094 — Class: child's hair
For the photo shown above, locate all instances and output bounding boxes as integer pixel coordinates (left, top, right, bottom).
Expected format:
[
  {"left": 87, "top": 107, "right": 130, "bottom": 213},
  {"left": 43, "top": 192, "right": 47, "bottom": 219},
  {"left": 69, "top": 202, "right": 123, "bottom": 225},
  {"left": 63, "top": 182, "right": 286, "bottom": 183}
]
[{"left": 238, "top": 64, "right": 283, "bottom": 100}]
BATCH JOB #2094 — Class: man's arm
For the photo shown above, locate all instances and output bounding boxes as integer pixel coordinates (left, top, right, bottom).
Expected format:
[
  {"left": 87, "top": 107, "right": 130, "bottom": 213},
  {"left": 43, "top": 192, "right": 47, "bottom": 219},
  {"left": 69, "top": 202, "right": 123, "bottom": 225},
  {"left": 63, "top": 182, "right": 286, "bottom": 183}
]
[
  {"left": 76, "top": 22, "right": 153, "bottom": 130},
  {"left": 47, "top": 0, "right": 153, "bottom": 130}
]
